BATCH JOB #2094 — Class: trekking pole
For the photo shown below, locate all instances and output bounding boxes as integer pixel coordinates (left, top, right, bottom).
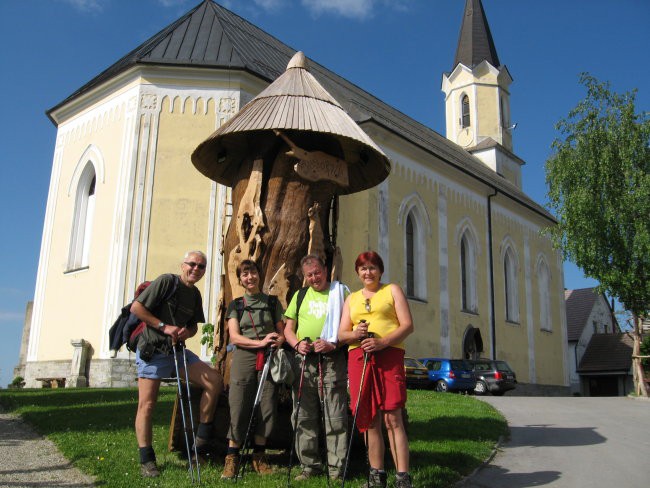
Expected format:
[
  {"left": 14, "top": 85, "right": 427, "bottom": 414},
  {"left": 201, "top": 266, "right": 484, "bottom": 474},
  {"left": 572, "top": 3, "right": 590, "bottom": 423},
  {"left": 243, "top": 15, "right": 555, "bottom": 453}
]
[
  {"left": 341, "top": 330, "right": 374, "bottom": 487},
  {"left": 236, "top": 347, "right": 275, "bottom": 482},
  {"left": 287, "top": 338, "right": 310, "bottom": 488},
  {"left": 172, "top": 342, "right": 197, "bottom": 483},
  {"left": 168, "top": 303, "right": 200, "bottom": 484},
  {"left": 180, "top": 342, "right": 201, "bottom": 484},
  {"left": 317, "top": 352, "right": 331, "bottom": 488}
]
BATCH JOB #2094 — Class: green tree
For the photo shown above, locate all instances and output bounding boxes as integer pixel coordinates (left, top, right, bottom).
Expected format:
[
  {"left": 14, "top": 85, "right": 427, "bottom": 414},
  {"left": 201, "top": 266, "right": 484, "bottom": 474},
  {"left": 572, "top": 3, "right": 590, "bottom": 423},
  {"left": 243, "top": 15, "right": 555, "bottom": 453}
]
[{"left": 546, "top": 73, "right": 650, "bottom": 395}]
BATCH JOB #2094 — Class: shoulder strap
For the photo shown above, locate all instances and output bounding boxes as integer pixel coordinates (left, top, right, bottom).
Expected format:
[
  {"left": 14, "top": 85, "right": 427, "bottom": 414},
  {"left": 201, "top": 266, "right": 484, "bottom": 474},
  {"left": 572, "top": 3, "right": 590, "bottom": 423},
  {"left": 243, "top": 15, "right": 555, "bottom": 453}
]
[
  {"left": 294, "top": 286, "right": 309, "bottom": 328},
  {"left": 296, "top": 287, "right": 309, "bottom": 315},
  {"left": 234, "top": 297, "right": 245, "bottom": 322},
  {"left": 267, "top": 295, "right": 279, "bottom": 324}
]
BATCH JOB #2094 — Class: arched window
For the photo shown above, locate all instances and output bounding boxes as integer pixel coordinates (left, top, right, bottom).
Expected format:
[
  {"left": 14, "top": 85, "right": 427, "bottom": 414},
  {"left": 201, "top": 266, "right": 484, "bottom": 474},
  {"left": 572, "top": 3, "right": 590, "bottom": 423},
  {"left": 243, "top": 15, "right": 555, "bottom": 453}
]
[
  {"left": 406, "top": 213, "right": 415, "bottom": 297},
  {"left": 504, "top": 247, "right": 519, "bottom": 322},
  {"left": 68, "top": 162, "right": 96, "bottom": 270},
  {"left": 398, "top": 193, "right": 431, "bottom": 301},
  {"left": 461, "top": 94, "right": 471, "bottom": 128},
  {"left": 537, "top": 257, "right": 551, "bottom": 331},
  {"left": 460, "top": 232, "right": 478, "bottom": 312}
]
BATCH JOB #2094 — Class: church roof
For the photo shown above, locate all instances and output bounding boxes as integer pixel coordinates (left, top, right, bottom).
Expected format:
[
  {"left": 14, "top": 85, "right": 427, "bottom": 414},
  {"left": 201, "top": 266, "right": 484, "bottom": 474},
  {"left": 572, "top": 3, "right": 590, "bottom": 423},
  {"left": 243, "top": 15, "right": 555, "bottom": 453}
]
[
  {"left": 453, "top": 0, "right": 501, "bottom": 70},
  {"left": 48, "top": 0, "right": 553, "bottom": 222}
]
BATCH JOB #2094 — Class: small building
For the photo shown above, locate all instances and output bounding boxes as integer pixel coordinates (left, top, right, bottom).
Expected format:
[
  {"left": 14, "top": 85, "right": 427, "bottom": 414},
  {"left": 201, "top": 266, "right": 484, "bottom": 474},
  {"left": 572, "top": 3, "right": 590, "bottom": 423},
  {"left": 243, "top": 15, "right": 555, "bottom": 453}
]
[
  {"left": 565, "top": 288, "right": 622, "bottom": 394},
  {"left": 577, "top": 333, "right": 634, "bottom": 396}
]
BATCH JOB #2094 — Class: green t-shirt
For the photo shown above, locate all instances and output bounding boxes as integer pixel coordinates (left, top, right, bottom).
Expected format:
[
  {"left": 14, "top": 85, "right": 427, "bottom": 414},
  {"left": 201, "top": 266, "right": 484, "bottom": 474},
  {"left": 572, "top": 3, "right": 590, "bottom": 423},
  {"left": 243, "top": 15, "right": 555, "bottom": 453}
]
[
  {"left": 226, "top": 293, "right": 283, "bottom": 340},
  {"left": 284, "top": 287, "right": 330, "bottom": 341}
]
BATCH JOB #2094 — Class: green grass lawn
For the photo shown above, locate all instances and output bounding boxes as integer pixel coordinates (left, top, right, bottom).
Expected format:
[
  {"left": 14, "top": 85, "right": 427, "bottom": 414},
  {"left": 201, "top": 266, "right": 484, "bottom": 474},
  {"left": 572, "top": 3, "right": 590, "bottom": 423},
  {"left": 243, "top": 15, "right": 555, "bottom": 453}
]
[{"left": 0, "top": 387, "right": 506, "bottom": 487}]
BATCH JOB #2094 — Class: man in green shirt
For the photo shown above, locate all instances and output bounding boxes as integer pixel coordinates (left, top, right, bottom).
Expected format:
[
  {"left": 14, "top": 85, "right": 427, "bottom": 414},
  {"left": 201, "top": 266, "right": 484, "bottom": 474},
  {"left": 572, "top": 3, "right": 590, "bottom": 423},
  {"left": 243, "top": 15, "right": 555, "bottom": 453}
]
[{"left": 284, "top": 254, "right": 349, "bottom": 481}]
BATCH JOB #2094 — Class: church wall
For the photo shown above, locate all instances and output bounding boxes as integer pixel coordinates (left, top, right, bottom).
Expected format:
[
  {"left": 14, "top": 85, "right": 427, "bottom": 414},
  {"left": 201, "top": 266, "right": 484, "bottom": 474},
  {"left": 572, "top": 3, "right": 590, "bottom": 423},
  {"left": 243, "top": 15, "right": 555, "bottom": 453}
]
[
  {"left": 29, "top": 91, "right": 134, "bottom": 365},
  {"left": 476, "top": 84, "right": 499, "bottom": 142}
]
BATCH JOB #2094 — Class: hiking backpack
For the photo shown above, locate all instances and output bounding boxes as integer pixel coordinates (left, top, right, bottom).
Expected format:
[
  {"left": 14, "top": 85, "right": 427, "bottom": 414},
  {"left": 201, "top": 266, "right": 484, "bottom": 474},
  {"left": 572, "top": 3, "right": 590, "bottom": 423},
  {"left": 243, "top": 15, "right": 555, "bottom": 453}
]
[{"left": 108, "top": 275, "right": 179, "bottom": 353}]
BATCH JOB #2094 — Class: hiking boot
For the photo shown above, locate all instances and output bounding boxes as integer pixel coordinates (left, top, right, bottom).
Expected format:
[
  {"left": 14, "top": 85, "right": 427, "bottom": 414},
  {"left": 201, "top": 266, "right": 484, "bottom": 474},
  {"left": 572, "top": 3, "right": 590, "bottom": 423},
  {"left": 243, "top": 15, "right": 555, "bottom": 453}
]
[
  {"left": 221, "top": 453, "right": 240, "bottom": 480},
  {"left": 252, "top": 451, "right": 274, "bottom": 475},
  {"left": 294, "top": 470, "right": 315, "bottom": 481},
  {"left": 191, "top": 437, "right": 213, "bottom": 465},
  {"left": 395, "top": 472, "right": 413, "bottom": 488},
  {"left": 140, "top": 461, "right": 160, "bottom": 478},
  {"left": 362, "top": 468, "right": 387, "bottom": 488}
]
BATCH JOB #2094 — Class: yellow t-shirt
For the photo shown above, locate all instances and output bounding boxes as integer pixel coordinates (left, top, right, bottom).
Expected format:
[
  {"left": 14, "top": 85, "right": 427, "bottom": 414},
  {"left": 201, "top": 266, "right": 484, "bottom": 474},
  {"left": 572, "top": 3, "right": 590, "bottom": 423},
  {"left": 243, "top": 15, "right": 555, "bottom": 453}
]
[{"left": 349, "top": 284, "right": 404, "bottom": 350}]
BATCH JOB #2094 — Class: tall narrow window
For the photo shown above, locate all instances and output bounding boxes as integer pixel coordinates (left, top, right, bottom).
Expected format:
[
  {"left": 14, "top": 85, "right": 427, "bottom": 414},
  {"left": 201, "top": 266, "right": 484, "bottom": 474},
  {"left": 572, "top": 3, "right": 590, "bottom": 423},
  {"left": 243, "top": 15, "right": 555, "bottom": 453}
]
[
  {"left": 504, "top": 248, "right": 519, "bottom": 322},
  {"left": 461, "top": 236, "right": 468, "bottom": 309},
  {"left": 461, "top": 95, "right": 470, "bottom": 128},
  {"left": 68, "top": 163, "right": 97, "bottom": 270},
  {"left": 406, "top": 213, "right": 415, "bottom": 297},
  {"left": 537, "top": 259, "right": 551, "bottom": 331},
  {"left": 458, "top": 228, "right": 478, "bottom": 313}
]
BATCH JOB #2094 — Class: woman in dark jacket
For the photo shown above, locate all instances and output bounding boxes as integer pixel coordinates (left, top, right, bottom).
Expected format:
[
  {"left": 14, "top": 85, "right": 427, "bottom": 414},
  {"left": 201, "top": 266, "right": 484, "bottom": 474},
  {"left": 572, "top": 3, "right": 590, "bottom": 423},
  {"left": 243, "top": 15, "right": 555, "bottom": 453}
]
[{"left": 221, "top": 259, "right": 285, "bottom": 479}]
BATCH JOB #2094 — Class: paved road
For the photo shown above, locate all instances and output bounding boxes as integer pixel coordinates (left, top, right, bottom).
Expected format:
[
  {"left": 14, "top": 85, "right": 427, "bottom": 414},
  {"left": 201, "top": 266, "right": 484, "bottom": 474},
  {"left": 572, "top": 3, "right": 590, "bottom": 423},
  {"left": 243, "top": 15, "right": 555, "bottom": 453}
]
[{"left": 458, "top": 396, "right": 649, "bottom": 488}]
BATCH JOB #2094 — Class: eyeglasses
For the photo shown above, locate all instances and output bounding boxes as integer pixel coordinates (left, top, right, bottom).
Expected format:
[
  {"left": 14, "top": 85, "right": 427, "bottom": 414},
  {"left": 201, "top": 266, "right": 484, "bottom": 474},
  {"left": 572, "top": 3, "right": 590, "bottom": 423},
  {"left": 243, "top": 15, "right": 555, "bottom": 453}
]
[
  {"left": 365, "top": 298, "right": 371, "bottom": 313},
  {"left": 184, "top": 261, "right": 206, "bottom": 270}
]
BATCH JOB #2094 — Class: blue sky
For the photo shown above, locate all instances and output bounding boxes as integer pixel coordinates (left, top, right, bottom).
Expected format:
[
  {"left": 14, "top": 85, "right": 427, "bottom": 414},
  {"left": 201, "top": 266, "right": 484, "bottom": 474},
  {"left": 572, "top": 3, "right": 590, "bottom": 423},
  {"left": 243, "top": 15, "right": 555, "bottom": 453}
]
[{"left": 0, "top": 0, "right": 648, "bottom": 388}]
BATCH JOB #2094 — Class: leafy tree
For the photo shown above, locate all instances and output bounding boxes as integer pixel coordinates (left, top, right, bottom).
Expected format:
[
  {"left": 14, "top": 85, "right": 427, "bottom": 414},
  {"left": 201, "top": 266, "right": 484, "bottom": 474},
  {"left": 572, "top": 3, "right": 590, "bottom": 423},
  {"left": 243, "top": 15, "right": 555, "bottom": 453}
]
[{"left": 546, "top": 73, "right": 650, "bottom": 395}]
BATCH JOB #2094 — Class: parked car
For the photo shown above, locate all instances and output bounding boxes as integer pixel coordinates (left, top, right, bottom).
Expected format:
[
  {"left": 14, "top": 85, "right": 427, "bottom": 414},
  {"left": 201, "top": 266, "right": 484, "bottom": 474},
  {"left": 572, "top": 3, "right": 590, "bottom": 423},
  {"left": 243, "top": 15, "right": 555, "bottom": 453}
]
[
  {"left": 404, "top": 357, "right": 431, "bottom": 389},
  {"left": 470, "top": 359, "right": 517, "bottom": 396},
  {"left": 418, "top": 358, "right": 476, "bottom": 393}
]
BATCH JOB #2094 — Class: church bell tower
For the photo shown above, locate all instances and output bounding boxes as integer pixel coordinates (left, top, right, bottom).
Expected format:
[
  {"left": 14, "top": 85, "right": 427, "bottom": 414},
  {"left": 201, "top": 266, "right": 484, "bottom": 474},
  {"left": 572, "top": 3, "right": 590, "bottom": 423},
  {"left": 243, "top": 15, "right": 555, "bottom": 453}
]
[{"left": 441, "top": 0, "right": 524, "bottom": 188}]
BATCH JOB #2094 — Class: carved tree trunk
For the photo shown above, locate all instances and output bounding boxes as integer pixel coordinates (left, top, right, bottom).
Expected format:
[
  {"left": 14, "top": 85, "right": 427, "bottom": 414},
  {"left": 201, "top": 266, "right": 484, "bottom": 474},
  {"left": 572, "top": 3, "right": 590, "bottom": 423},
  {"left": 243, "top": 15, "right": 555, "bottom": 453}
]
[{"left": 214, "top": 137, "right": 339, "bottom": 374}]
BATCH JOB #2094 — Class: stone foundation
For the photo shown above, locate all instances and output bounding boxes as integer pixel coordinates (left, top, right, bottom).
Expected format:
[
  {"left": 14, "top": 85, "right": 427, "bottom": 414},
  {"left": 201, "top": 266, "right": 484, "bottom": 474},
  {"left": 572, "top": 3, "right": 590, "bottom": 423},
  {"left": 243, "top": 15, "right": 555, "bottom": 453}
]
[{"left": 23, "top": 357, "right": 138, "bottom": 388}]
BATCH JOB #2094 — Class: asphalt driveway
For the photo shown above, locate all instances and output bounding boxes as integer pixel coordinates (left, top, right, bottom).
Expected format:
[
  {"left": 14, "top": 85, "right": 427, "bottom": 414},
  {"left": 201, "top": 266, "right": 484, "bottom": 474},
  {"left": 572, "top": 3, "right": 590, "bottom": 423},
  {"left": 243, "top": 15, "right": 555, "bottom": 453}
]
[{"left": 458, "top": 396, "right": 649, "bottom": 488}]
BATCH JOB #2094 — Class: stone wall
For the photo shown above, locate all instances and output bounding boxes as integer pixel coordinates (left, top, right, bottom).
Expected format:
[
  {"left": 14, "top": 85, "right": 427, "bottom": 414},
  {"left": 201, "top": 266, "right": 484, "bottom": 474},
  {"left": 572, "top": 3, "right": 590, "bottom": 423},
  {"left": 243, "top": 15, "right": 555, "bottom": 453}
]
[
  {"left": 508, "top": 382, "right": 571, "bottom": 397},
  {"left": 23, "top": 358, "right": 137, "bottom": 388}
]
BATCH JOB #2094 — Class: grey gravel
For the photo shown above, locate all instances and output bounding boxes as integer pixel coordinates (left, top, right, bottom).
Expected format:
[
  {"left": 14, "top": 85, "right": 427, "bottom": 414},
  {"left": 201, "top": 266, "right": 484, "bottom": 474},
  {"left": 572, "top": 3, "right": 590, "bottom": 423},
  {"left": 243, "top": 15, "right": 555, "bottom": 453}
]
[{"left": 0, "top": 410, "right": 95, "bottom": 487}]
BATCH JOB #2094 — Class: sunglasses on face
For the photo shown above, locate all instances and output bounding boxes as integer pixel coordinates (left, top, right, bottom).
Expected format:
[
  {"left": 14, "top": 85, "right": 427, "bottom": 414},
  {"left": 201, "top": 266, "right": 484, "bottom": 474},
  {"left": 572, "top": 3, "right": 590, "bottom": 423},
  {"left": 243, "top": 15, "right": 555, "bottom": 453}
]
[
  {"left": 365, "top": 298, "right": 371, "bottom": 313},
  {"left": 184, "top": 261, "right": 206, "bottom": 270}
]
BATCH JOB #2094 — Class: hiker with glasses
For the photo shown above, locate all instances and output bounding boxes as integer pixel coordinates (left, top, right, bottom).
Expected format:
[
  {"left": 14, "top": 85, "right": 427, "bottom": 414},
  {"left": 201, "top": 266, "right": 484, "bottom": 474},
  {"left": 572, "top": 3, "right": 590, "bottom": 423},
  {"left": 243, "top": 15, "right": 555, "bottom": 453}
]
[
  {"left": 221, "top": 259, "right": 285, "bottom": 479},
  {"left": 131, "top": 250, "right": 223, "bottom": 478},
  {"left": 338, "top": 251, "right": 414, "bottom": 488},
  {"left": 284, "top": 254, "right": 349, "bottom": 481}
]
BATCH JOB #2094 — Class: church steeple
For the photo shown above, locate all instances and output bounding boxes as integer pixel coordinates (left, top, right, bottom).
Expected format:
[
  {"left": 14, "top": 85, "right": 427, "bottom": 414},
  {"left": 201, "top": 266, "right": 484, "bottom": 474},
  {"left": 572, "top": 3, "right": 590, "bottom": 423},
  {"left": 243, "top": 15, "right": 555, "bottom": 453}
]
[
  {"left": 453, "top": 0, "right": 500, "bottom": 70},
  {"left": 441, "top": 0, "right": 523, "bottom": 188}
]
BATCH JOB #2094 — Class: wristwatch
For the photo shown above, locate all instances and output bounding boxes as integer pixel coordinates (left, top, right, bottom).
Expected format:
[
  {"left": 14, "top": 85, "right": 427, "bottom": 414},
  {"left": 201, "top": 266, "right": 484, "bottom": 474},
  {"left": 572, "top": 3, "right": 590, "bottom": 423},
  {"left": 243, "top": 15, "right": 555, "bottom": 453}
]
[{"left": 157, "top": 322, "right": 165, "bottom": 330}]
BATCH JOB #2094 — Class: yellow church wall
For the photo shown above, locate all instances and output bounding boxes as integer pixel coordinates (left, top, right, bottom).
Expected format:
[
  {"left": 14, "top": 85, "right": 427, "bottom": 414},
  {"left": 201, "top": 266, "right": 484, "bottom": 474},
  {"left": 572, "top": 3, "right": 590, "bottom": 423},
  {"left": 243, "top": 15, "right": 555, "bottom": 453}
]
[
  {"left": 144, "top": 95, "right": 215, "bottom": 278},
  {"left": 476, "top": 85, "right": 499, "bottom": 140},
  {"left": 35, "top": 97, "right": 132, "bottom": 361}
]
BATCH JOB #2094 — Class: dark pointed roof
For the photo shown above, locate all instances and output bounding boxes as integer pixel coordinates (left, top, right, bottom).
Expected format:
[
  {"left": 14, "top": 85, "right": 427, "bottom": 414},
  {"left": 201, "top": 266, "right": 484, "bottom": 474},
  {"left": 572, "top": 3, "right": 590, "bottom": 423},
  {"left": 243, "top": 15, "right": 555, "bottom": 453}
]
[
  {"left": 565, "top": 288, "right": 601, "bottom": 341},
  {"left": 47, "top": 0, "right": 554, "bottom": 223},
  {"left": 577, "top": 333, "right": 633, "bottom": 373},
  {"left": 453, "top": 0, "right": 500, "bottom": 70}
]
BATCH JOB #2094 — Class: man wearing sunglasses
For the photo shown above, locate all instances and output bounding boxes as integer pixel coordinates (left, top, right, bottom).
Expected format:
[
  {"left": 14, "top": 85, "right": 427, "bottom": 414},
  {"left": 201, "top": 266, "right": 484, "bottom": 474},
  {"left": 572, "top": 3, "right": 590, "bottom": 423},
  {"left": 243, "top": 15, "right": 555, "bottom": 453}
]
[{"left": 130, "top": 250, "right": 223, "bottom": 478}]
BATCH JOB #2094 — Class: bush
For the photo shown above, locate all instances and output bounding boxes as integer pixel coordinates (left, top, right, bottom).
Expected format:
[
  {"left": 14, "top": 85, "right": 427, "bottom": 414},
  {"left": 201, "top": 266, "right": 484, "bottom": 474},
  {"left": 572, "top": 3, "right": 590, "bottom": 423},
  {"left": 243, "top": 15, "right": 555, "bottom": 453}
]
[{"left": 9, "top": 376, "right": 25, "bottom": 389}]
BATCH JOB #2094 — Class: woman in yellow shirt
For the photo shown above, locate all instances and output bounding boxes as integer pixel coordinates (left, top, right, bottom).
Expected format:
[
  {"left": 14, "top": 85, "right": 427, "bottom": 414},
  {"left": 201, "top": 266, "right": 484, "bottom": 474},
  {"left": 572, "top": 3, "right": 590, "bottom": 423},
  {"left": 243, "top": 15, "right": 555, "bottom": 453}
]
[{"left": 338, "top": 251, "right": 414, "bottom": 488}]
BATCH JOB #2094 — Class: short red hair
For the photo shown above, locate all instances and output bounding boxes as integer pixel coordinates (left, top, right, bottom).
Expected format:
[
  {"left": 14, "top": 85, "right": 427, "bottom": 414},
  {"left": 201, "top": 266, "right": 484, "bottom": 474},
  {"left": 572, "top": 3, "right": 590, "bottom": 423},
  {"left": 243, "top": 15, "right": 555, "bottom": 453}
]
[{"left": 354, "top": 251, "right": 384, "bottom": 274}]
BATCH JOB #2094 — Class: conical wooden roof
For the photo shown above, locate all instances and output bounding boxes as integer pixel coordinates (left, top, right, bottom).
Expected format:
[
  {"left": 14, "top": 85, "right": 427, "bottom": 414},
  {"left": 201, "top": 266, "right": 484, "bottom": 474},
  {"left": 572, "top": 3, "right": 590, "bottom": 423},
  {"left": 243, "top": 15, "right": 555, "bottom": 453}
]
[{"left": 191, "top": 51, "right": 391, "bottom": 194}]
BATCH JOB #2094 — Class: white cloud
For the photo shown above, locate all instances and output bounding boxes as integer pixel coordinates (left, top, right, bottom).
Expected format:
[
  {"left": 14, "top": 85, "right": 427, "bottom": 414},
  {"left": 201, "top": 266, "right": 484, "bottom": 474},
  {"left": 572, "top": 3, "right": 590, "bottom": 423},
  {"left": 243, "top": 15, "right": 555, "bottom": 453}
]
[
  {"left": 301, "top": 0, "right": 374, "bottom": 19},
  {"left": 61, "top": 0, "right": 103, "bottom": 13},
  {"left": 254, "top": 0, "right": 287, "bottom": 10}
]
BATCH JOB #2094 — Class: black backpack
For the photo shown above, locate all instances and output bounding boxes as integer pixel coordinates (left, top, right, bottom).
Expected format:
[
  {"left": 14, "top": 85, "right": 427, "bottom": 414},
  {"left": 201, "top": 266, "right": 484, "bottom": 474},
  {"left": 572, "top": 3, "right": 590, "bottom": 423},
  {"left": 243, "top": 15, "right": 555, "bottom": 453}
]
[
  {"left": 108, "top": 275, "right": 179, "bottom": 353},
  {"left": 233, "top": 294, "right": 281, "bottom": 325}
]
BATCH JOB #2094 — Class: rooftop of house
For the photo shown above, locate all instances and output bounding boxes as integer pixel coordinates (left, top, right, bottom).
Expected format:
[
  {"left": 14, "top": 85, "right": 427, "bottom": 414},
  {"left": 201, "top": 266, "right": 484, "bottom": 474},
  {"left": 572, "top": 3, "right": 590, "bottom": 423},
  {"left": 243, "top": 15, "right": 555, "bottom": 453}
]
[{"left": 577, "top": 333, "right": 634, "bottom": 373}]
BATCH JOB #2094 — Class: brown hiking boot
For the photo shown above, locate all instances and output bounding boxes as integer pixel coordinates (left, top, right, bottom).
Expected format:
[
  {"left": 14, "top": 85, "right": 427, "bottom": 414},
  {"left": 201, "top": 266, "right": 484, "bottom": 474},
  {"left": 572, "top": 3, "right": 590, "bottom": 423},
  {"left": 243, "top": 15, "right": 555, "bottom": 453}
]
[
  {"left": 252, "top": 451, "right": 274, "bottom": 475},
  {"left": 140, "top": 461, "right": 160, "bottom": 478},
  {"left": 221, "top": 453, "right": 240, "bottom": 480}
]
